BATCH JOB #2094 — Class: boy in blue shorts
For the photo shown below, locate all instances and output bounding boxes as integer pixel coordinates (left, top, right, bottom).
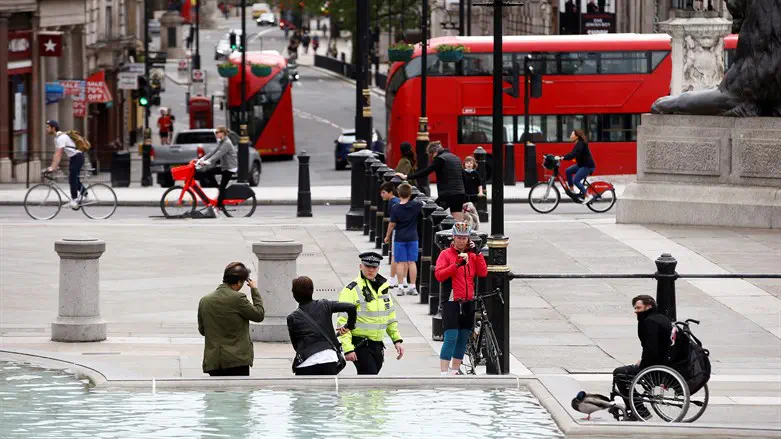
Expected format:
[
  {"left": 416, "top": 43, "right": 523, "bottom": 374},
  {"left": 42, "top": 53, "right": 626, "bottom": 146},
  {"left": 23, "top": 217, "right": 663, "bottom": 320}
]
[
  {"left": 380, "top": 182, "right": 400, "bottom": 292},
  {"left": 384, "top": 182, "right": 422, "bottom": 296}
]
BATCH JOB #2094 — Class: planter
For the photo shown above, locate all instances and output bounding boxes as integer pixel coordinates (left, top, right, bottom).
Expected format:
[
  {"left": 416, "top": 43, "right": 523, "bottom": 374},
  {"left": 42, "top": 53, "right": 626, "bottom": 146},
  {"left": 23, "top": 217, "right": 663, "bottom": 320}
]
[
  {"left": 437, "top": 50, "right": 464, "bottom": 63},
  {"left": 251, "top": 64, "right": 273, "bottom": 77},
  {"left": 388, "top": 48, "right": 413, "bottom": 62},
  {"left": 218, "top": 65, "right": 239, "bottom": 78}
]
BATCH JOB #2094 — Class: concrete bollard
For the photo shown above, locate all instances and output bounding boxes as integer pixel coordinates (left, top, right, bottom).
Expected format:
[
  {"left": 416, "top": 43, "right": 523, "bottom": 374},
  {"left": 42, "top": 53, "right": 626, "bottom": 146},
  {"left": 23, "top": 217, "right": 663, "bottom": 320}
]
[
  {"left": 296, "top": 152, "right": 313, "bottom": 217},
  {"left": 51, "top": 239, "right": 107, "bottom": 342},
  {"left": 421, "top": 205, "right": 446, "bottom": 305},
  {"left": 363, "top": 156, "right": 380, "bottom": 235},
  {"left": 346, "top": 149, "right": 376, "bottom": 230},
  {"left": 369, "top": 161, "right": 386, "bottom": 242},
  {"left": 429, "top": 215, "right": 456, "bottom": 316},
  {"left": 250, "top": 238, "right": 303, "bottom": 342}
]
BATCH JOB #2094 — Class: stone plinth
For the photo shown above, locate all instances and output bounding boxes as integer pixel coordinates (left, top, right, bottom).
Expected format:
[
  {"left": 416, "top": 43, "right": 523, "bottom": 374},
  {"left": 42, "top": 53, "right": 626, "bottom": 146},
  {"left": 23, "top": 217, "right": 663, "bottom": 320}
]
[
  {"left": 51, "top": 239, "right": 107, "bottom": 342},
  {"left": 616, "top": 114, "right": 781, "bottom": 229},
  {"left": 250, "top": 238, "right": 303, "bottom": 342},
  {"left": 658, "top": 16, "right": 732, "bottom": 96},
  {"left": 159, "top": 11, "right": 185, "bottom": 60}
]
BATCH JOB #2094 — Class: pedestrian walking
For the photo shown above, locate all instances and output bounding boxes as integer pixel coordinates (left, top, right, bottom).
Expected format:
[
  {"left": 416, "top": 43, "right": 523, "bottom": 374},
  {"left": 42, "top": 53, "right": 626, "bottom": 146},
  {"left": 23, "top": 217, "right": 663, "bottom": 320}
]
[
  {"left": 287, "top": 276, "right": 357, "bottom": 375},
  {"left": 336, "top": 252, "right": 404, "bottom": 375},
  {"left": 384, "top": 183, "right": 422, "bottom": 297},
  {"left": 301, "top": 31, "right": 311, "bottom": 54},
  {"left": 396, "top": 141, "right": 466, "bottom": 220},
  {"left": 379, "top": 182, "right": 400, "bottom": 293},
  {"left": 157, "top": 109, "right": 173, "bottom": 145},
  {"left": 45, "top": 120, "right": 86, "bottom": 210},
  {"left": 196, "top": 125, "right": 237, "bottom": 218},
  {"left": 167, "top": 108, "right": 177, "bottom": 144},
  {"left": 198, "top": 262, "right": 265, "bottom": 376},
  {"left": 312, "top": 35, "right": 320, "bottom": 53},
  {"left": 435, "top": 222, "right": 488, "bottom": 375}
]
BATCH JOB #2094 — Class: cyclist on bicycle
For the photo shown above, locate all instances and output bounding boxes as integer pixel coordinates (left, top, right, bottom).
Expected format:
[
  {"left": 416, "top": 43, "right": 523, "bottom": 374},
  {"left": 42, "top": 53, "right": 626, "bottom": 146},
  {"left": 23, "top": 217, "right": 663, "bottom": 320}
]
[
  {"left": 196, "top": 125, "right": 237, "bottom": 217},
  {"left": 434, "top": 221, "right": 487, "bottom": 375},
  {"left": 556, "top": 129, "right": 596, "bottom": 203},
  {"left": 45, "top": 120, "right": 84, "bottom": 209},
  {"left": 613, "top": 295, "right": 673, "bottom": 420}
]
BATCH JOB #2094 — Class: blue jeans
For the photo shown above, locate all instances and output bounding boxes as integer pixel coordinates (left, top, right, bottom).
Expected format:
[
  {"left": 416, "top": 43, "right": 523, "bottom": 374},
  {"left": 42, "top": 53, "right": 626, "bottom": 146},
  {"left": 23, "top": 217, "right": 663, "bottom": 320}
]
[
  {"left": 68, "top": 153, "right": 85, "bottom": 199},
  {"left": 439, "top": 328, "right": 472, "bottom": 361},
  {"left": 566, "top": 164, "right": 595, "bottom": 196}
]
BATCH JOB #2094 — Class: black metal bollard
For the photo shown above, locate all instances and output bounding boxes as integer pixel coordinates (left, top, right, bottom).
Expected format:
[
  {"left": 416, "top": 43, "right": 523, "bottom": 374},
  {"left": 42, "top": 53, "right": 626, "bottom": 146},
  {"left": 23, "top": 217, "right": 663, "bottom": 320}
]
[
  {"left": 363, "top": 156, "right": 379, "bottom": 235},
  {"left": 374, "top": 165, "right": 391, "bottom": 249},
  {"left": 431, "top": 228, "right": 454, "bottom": 341},
  {"left": 368, "top": 161, "right": 385, "bottom": 242},
  {"left": 296, "top": 151, "right": 312, "bottom": 217},
  {"left": 430, "top": 215, "right": 456, "bottom": 316},
  {"left": 421, "top": 205, "right": 446, "bottom": 305},
  {"left": 380, "top": 170, "right": 395, "bottom": 255},
  {"left": 524, "top": 142, "right": 537, "bottom": 188},
  {"left": 477, "top": 245, "right": 489, "bottom": 296},
  {"left": 412, "top": 190, "right": 428, "bottom": 292},
  {"left": 655, "top": 253, "right": 678, "bottom": 321},
  {"left": 386, "top": 175, "right": 403, "bottom": 264},
  {"left": 473, "top": 146, "right": 489, "bottom": 223},
  {"left": 346, "top": 149, "right": 376, "bottom": 230},
  {"left": 504, "top": 143, "right": 516, "bottom": 186}
]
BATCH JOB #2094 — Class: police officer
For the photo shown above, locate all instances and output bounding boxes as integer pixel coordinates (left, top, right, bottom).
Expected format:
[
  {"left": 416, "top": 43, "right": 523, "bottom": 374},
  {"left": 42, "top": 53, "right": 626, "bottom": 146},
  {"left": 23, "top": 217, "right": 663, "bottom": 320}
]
[{"left": 336, "top": 251, "right": 404, "bottom": 375}]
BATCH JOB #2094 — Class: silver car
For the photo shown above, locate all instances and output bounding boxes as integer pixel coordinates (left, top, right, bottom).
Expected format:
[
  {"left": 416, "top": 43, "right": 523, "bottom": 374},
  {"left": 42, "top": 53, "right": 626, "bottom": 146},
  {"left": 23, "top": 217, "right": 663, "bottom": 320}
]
[{"left": 151, "top": 129, "right": 262, "bottom": 187}]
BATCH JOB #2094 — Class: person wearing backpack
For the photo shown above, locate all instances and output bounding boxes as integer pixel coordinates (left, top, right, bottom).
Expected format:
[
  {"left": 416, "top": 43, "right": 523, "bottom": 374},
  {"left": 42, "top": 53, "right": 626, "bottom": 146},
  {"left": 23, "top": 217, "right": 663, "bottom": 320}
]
[{"left": 46, "top": 120, "right": 85, "bottom": 209}]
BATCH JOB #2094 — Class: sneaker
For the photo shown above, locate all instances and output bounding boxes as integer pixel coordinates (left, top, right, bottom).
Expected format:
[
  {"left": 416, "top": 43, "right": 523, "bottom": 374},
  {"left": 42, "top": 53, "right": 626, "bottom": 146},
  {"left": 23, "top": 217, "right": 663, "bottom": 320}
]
[
  {"left": 395, "top": 286, "right": 405, "bottom": 297},
  {"left": 407, "top": 287, "right": 419, "bottom": 296},
  {"left": 69, "top": 199, "right": 80, "bottom": 210}
]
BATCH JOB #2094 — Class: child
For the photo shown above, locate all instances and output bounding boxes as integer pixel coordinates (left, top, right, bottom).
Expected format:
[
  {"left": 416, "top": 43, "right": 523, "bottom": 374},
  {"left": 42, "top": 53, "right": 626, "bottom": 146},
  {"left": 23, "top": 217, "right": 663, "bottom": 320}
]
[
  {"left": 462, "top": 202, "right": 480, "bottom": 231},
  {"left": 462, "top": 156, "right": 483, "bottom": 204},
  {"left": 384, "top": 183, "right": 422, "bottom": 296},
  {"left": 380, "top": 182, "right": 400, "bottom": 292}
]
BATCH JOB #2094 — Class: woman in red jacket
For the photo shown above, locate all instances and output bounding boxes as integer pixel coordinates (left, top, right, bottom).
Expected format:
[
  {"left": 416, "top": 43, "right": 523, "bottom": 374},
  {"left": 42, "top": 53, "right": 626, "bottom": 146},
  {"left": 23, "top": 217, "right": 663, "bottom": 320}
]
[{"left": 435, "top": 221, "right": 488, "bottom": 375}]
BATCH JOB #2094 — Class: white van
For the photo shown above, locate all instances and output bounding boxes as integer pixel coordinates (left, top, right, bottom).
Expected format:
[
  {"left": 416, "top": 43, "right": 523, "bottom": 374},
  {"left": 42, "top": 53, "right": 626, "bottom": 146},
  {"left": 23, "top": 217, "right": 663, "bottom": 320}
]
[{"left": 251, "top": 3, "right": 270, "bottom": 18}]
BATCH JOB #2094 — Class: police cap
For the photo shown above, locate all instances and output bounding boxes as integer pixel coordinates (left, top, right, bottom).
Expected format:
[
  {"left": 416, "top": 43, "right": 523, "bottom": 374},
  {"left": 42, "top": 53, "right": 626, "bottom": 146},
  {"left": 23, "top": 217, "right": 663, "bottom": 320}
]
[{"left": 359, "top": 251, "right": 383, "bottom": 267}]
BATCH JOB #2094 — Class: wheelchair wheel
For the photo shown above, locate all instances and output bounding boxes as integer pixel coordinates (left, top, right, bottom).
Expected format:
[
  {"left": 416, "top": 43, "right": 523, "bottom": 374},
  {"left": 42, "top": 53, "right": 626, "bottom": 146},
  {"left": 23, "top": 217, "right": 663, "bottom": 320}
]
[
  {"left": 683, "top": 384, "right": 709, "bottom": 423},
  {"left": 630, "top": 365, "right": 690, "bottom": 423}
]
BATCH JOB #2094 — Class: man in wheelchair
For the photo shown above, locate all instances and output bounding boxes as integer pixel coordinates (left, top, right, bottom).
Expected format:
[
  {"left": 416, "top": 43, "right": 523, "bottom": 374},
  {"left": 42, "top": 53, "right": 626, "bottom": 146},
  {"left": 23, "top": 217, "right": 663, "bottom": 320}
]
[{"left": 612, "top": 295, "right": 674, "bottom": 420}]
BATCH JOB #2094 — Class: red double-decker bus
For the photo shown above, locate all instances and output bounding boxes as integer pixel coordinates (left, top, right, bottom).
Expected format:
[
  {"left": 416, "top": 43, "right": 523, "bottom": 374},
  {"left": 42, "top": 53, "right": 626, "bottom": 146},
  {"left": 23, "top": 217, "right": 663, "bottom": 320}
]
[
  {"left": 385, "top": 34, "right": 673, "bottom": 180},
  {"left": 225, "top": 51, "right": 296, "bottom": 158}
]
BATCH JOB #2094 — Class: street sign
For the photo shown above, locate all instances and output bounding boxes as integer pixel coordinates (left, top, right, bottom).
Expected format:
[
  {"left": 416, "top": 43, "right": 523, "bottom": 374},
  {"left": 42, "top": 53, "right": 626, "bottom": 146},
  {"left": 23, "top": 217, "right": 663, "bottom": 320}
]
[
  {"left": 191, "top": 69, "right": 205, "bottom": 83},
  {"left": 178, "top": 59, "right": 188, "bottom": 71},
  {"left": 118, "top": 72, "right": 139, "bottom": 90},
  {"left": 123, "top": 63, "right": 145, "bottom": 74}
]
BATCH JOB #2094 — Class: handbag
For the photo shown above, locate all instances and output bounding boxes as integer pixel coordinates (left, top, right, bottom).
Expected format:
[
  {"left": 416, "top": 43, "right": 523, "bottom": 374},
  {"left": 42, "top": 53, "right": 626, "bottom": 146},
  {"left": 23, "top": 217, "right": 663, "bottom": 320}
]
[{"left": 293, "top": 308, "right": 347, "bottom": 374}]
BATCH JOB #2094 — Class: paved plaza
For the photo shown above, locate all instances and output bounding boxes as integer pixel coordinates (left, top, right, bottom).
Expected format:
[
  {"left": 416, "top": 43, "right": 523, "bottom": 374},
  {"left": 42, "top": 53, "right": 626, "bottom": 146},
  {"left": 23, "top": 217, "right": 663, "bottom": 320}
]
[{"left": 0, "top": 207, "right": 779, "bottom": 430}]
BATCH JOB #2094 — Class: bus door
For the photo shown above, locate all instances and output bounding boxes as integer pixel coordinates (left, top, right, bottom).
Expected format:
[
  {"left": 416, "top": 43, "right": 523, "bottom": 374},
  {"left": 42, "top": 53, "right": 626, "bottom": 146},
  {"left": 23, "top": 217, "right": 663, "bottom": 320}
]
[{"left": 189, "top": 96, "right": 213, "bottom": 129}]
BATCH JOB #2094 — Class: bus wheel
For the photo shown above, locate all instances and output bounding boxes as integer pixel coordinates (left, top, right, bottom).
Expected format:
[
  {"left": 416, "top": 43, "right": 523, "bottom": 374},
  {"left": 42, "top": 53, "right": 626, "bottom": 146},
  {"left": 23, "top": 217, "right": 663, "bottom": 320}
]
[{"left": 249, "top": 162, "right": 261, "bottom": 187}]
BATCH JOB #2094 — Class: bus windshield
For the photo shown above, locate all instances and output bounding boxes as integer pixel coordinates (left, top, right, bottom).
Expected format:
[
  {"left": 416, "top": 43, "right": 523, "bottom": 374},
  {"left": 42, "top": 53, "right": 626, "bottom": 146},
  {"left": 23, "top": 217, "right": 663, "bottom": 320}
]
[{"left": 229, "top": 70, "right": 289, "bottom": 140}]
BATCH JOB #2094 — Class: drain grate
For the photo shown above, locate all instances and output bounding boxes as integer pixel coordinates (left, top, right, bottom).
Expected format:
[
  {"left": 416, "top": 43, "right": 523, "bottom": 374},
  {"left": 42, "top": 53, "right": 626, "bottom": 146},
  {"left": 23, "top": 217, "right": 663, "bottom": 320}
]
[
  {"left": 280, "top": 226, "right": 299, "bottom": 230},
  {"left": 301, "top": 252, "right": 318, "bottom": 257},
  {"left": 316, "top": 288, "right": 339, "bottom": 292}
]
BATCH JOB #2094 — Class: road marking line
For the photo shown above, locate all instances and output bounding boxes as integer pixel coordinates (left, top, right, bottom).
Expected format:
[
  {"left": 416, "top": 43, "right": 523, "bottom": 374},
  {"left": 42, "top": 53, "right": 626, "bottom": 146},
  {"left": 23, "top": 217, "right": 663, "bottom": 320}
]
[{"left": 293, "top": 108, "right": 345, "bottom": 131}]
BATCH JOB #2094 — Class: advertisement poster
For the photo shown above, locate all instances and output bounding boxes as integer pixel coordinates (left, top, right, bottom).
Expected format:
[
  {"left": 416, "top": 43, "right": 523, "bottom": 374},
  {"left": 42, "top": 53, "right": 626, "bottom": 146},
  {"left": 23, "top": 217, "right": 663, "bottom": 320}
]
[{"left": 559, "top": 0, "right": 616, "bottom": 35}]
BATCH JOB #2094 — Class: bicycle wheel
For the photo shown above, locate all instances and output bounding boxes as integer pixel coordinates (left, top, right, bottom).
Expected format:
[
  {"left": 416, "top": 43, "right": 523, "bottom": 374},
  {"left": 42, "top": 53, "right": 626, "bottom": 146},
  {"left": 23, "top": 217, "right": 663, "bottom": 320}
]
[
  {"left": 160, "top": 186, "right": 197, "bottom": 218},
  {"left": 528, "top": 182, "right": 560, "bottom": 214},
  {"left": 586, "top": 188, "right": 617, "bottom": 213},
  {"left": 80, "top": 183, "right": 118, "bottom": 219},
  {"left": 630, "top": 365, "right": 689, "bottom": 423},
  {"left": 23, "top": 184, "right": 62, "bottom": 220},
  {"left": 222, "top": 192, "right": 257, "bottom": 218},
  {"left": 483, "top": 323, "right": 503, "bottom": 374},
  {"left": 462, "top": 332, "right": 481, "bottom": 375},
  {"left": 683, "top": 384, "right": 708, "bottom": 423}
]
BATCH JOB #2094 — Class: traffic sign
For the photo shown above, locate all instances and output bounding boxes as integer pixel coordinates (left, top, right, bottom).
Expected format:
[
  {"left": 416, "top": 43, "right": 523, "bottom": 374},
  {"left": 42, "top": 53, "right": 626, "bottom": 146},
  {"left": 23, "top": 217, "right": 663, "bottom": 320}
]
[
  {"left": 178, "top": 59, "right": 188, "bottom": 71},
  {"left": 122, "top": 63, "right": 145, "bottom": 74},
  {"left": 192, "top": 69, "right": 205, "bottom": 83},
  {"left": 118, "top": 72, "right": 139, "bottom": 90}
]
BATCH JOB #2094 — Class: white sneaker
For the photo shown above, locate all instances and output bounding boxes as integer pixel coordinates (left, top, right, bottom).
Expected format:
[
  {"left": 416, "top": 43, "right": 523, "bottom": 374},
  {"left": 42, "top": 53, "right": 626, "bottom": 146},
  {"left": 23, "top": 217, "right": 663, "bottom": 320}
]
[
  {"left": 394, "top": 285, "right": 405, "bottom": 296},
  {"left": 407, "top": 287, "right": 419, "bottom": 296},
  {"left": 69, "top": 199, "right": 80, "bottom": 210}
]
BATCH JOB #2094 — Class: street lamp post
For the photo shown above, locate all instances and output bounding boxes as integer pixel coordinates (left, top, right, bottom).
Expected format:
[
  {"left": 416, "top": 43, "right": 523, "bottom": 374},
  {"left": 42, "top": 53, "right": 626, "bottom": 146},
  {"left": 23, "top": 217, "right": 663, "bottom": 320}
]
[
  {"left": 416, "top": 0, "right": 431, "bottom": 196},
  {"left": 354, "top": 0, "right": 373, "bottom": 151},
  {"left": 142, "top": 0, "right": 152, "bottom": 187},
  {"left": 467, "top": 0, "right": 472, "bottom": 35},
  {"left": 193, "top": 0, "right": 201, "bottom": 70},
  {"left": 459, "top": 0, "right": 465, "bottom": 35},
  {"left": 238, "top": 0, "right": 249, "bottom": 183}
]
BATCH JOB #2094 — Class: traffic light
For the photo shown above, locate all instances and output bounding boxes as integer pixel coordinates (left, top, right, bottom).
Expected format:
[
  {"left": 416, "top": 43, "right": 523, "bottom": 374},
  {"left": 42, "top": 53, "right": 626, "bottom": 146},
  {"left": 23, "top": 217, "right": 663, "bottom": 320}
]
[
  {"left": 135, "top": 76, "right": 150, "bottom": 107},
  {"left": 503, "top": 61, "right": 521, "bottom": 99},
  {"left": 530, "top": 71, "right": 543, "bottom": 99},
  {"left": 239, "top": 34, "right": 245, "bottom": 51},
  {"left": 229, "top": 32, "right": 237, "bottom": 49}
]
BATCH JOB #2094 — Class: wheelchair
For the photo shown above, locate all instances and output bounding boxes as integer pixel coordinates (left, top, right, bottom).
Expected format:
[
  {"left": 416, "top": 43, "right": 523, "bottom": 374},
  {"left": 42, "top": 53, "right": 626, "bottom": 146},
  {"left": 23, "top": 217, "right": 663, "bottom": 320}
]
[{"left": 609, "top": 320, "right": 710, "bottom": 423}]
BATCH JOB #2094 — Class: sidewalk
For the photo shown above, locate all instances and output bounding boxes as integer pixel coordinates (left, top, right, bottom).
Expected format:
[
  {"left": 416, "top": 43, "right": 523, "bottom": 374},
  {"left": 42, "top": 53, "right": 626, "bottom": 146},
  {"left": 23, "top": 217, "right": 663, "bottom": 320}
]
[
  {"left": 0, "top": 178, "right": 632, "bottom": 206},
  {"left": 0, "top": 211, "right": 779, "bottom": 430}
]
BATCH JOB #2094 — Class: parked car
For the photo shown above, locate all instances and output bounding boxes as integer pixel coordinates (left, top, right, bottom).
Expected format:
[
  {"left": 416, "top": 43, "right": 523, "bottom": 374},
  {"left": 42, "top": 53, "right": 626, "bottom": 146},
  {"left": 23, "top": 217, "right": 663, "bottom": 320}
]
[
  {"left": 334, "top": 128, "right": 384, "bottom": 170},
  {"left": 252, "top": 2, "right": 270, "bottom": 19},
  {"left": 151, "top": 129, "right": 262, "bottom": 187},
  {"left": 256, "top": 12, "right": 276, "bottom": 26}
]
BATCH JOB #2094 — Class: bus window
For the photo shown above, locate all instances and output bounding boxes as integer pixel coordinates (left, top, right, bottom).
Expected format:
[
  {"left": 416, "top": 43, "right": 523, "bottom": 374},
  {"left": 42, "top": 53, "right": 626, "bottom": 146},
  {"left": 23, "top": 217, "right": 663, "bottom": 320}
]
[
  {"left": 529, "top": 53, "right": 557, "bottom": 75},
  {"left": 463, "top": 54, "right": 493, "bottom": 76},
  {"left": 524, "top": 116, "right": 556, "bottom": 143},
  {"left": 651, "top": 51, "right": 669, "bottom": 71},
  {"left": 458, "top": 116, "right": 513, "bottom": 143},
  {"left": 559, "top": 52, "right": 598, "bottom": 75},
  {"left": 560, "top": 115, "right": 586, "bottom": 139},
  {"left": 600, "top": 51, "right": 648, "bottom": 74},
  {"left": 599, "top": 114, "right": 640, "bottom": 142},
  {"left": 245, "top": 70, "right": 287, "bottom": 140},
  {"left": 724, "top": 49, "right": 736, "bottom": 70}
]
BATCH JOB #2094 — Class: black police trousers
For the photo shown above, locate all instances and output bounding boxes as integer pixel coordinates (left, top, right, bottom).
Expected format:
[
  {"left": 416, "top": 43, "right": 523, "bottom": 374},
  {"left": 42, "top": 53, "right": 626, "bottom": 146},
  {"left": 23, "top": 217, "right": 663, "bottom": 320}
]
[{"left": 353, "top": 337, "right": 385, "bottom": 375}]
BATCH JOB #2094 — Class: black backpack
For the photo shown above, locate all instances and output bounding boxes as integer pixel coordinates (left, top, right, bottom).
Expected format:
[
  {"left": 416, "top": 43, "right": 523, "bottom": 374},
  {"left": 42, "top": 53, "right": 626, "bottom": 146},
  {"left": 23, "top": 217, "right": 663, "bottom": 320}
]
[{"left": 668, "top": 320, "right": 711, "bottom": 394}]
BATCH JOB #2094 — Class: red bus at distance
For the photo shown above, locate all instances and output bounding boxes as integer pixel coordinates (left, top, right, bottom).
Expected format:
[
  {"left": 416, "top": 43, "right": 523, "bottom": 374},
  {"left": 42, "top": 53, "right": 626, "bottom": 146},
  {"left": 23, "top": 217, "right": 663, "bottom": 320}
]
[
  {"left": 225, "top": 51, "right": 296, "bottom": 158},
  {"left": 724, "top": 34, "right": 738, "bottom": 69},
  {"left": 386, "top": 34, "right": 674, "bottom": 180}
]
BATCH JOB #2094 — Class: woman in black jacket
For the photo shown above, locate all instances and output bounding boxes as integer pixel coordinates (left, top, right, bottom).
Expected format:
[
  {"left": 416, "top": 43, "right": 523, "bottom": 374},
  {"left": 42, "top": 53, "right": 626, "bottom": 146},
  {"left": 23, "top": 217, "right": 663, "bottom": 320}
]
[
  {"left": 396, "top": 141, "right": 466, "bottom": 220},
  {"left": 287, "top": 276, "right": 357, "bottom": 375},
  {"left": 557, "top": 129, "right": 596, "bottom": 202}
]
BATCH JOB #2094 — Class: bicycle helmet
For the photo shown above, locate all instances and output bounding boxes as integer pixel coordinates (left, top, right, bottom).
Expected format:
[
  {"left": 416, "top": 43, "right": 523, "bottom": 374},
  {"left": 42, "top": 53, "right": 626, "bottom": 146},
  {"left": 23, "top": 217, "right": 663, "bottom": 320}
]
[{"left": 451, "top": 221, "right": 472, "bottom": 237}]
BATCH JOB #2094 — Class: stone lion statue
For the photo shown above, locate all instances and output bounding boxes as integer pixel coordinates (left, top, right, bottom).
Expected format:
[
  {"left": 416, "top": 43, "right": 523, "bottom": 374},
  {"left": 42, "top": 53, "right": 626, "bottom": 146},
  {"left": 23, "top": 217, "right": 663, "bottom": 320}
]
[{"left": 651, "top": 0, "right": 781, "bottom": 117}]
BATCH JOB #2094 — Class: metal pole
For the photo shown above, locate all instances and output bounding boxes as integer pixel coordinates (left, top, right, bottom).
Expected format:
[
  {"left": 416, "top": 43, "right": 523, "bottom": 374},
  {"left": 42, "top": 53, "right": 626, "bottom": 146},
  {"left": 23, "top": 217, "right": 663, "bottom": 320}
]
[
  {"left": 467, "top": 0, "right": 472, "bottom": 35},
  {"left": 486, "top": 0, "right": 509, "bottom": 375},
  {"left": 416, "top": 0, "right": 431, "bottom": 196},
  {"left": 523, "top": 55, "right": 530, "bottom": 145},
  {"left": 238, "top": 0, "right": 249, "bottom": 183},
  {"left": 193, "top": 0, "right": 201, "bottom": 69},
  {"left": 142, "top": 0, "right": 152, "bottom": 186},
  {"left": 459, "top": 0, "right": 465, "bottom": 35},
  {"left": 354, "top": 0, "right": 372, "bottom": 149},
  {"left": 655, "top": 253, "right": 678, "bottom": 321}
]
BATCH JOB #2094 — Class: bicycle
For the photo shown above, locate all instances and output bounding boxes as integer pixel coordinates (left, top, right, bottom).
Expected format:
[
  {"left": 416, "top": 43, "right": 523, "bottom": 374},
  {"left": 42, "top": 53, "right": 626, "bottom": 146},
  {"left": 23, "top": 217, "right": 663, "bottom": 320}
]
[
  {"left": 160, "top": 160, "right": 257, "bottom": 218},
  {"left": 24, "top": 169, "right": 118, "bottom": 220},
  {"left": 528, "top": 154, "right": 617, "bottom": 214},
  {"left": 462, "top": 288, "right": 504, "bottom": 375}
]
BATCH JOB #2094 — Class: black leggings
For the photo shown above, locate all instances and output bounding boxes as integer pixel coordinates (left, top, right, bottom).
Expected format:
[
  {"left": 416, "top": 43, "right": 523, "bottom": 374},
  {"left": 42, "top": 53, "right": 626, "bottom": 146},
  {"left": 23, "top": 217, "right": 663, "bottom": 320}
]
[{"left": 217, "top": 170, "right": 233, "bottom": 207}]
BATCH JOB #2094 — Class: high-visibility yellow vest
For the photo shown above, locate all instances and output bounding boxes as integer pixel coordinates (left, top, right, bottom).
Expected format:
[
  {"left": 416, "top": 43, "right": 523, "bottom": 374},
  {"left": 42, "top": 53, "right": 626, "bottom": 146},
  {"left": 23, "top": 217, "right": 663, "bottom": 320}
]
[{"left": 336, "top": 274, "right": 402, "bottom": 353}]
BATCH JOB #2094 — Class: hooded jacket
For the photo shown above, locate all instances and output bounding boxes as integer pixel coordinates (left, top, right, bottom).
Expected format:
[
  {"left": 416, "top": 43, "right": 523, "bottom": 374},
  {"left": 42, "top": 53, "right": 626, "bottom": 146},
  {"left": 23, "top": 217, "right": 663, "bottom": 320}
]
[{"left": 637, "top": 308, "right": 673, "bottom": 369}]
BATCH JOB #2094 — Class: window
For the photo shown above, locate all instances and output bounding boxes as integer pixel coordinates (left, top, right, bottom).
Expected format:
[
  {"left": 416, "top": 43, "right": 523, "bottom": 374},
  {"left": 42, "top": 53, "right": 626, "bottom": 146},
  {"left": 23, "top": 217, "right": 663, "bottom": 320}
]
[
  {"left": 105, "top": 5, "right": 113, "bottom": 39},
  {"left": 463, "top": 53, "right": 493, "bottom": 76},
  {"left": 600, "top": 51, "right": 648, "bottom": 74},
  {"left": 599, "top": 114, "right": 639, "bottom": 142},
  {"left": 174, "top": 132, "right": 217, "bottom": 144},
  {"left": 724, "top": 49, "right": 736, "bottom": 70},
  {"left": 459, "top": 116, "right": 514, "bottom": 144},
  {"left": 560, "top": 115, "right": 586, "bottom": 139},
  {"left": 559, "top": 52, "right": 598, "bottom": 74},
  {"left": 520, "top": 115, "right": 557, "bottom": 143},
  {"left": 651, "top": 51, "right": 669, "bottom": 71},
  {"left": 528, "top": 53, "right": 557, "bottom": 75},
  {"left": 231, "top": 71, "right": 289, "bottom": 141},
  {"left": 167, "top": 27, "right": 177, "bottom": 48}
]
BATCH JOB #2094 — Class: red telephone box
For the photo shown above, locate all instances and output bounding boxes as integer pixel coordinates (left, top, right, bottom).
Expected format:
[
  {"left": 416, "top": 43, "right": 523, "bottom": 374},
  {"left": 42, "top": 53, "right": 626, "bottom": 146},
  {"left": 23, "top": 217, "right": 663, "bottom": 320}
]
[{"left": 189, "top": 96, "right": 213, "bottom": 129}]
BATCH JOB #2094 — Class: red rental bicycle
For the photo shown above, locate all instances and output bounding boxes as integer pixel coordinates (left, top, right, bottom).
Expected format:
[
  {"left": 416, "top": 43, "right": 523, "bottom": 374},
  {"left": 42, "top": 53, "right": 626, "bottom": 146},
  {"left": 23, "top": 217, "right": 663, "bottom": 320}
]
[
  {"left": 528, "top": 154, "right": 617, "bottom": 214},
  {"left": 160, "top": 160, "right": 257, "bottom": 218}
]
